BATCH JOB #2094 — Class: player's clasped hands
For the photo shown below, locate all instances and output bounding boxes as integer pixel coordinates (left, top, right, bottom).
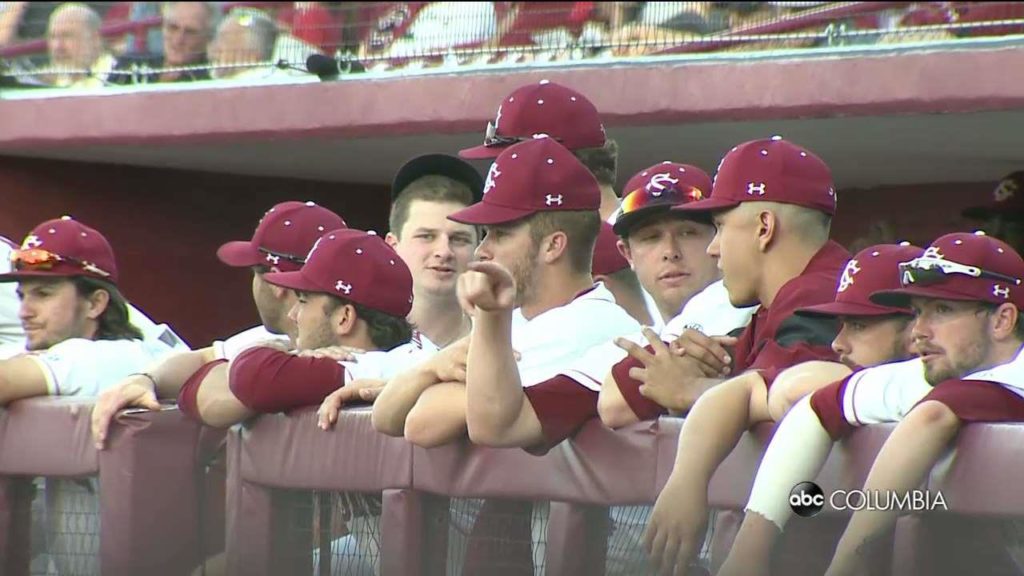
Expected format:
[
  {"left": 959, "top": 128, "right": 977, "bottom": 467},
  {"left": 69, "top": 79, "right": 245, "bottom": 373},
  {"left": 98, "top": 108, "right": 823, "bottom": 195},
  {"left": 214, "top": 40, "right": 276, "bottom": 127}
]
[{"left": 615, "top": 327, "right": 724, "bottom": 413}]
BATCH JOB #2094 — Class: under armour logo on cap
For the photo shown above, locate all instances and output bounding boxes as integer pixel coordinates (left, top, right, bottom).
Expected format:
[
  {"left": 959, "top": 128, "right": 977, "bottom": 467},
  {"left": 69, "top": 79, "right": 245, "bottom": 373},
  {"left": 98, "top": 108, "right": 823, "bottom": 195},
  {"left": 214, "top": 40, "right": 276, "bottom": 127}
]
[
  {"left": 335, "top": 280, "right": 352, "bottom": 295},
  {"left": 747, "top": 182, "right": 766, "bottom": 196},
  {"left": 994, "top": 284, "right": 1011, "bottom": 299},
  {"left": 545, "top": 194, "right": 563, "bottom": 206}
]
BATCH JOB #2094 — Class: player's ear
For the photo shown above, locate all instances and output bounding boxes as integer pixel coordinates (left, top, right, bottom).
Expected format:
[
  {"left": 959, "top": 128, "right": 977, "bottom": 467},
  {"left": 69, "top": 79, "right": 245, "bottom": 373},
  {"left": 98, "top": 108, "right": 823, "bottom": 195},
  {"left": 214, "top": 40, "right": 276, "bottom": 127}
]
[
  {"left": 541, "top": 231, "right": 568, "bottom": 264},
  {"left": 385, "top": 232, "right": 399, "bottom": 249},
  {"left": 991, "top": 302, "right": 1019, "bottom": 341},
  {"left": 616, "top": 238, "right": 633, "bottom": 265},
  {"left": 757, "top": 209, "right": 777, "bottom": 252},
  {"left": 84, "top": 287, "right": 110, "bottom": 320},
  {"left": 332, "top": 302, "right": 358, "bottom": 338}
]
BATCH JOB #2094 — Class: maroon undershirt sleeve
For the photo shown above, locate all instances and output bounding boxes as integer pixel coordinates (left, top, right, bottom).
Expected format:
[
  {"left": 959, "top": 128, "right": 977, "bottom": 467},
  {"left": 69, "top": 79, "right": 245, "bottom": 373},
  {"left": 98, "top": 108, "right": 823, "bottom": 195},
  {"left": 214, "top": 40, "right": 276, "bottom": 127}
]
[
  {"left": 228, "top": 347, "right": 347, "bottom": 414},
  {"left": 523, "top": 375, "right": 599, "bottom": 455},
  {"left": 808, "top": 375, "right": 855, "bottom": 440},
  {"left": 609, "top": 347, "right": 669, "bottom": 421},
  {"left": 177, "top": 359, "right": 228, "bottom": 422}
]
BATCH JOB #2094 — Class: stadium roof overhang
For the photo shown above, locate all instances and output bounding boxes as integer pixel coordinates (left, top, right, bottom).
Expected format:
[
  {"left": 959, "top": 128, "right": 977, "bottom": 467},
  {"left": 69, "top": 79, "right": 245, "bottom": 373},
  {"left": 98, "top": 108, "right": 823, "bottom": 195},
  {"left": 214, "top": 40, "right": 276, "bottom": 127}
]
[{"left": 2, "top": 42, "right": 1024, "bottom": 191}]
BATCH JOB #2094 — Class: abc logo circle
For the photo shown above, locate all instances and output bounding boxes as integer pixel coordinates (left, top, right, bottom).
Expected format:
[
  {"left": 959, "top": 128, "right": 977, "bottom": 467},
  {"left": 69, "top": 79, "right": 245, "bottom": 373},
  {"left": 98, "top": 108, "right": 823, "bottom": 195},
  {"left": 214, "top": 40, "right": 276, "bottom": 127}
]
[{"left": 789, "top": 481, "right": 825, "bottom": 518}]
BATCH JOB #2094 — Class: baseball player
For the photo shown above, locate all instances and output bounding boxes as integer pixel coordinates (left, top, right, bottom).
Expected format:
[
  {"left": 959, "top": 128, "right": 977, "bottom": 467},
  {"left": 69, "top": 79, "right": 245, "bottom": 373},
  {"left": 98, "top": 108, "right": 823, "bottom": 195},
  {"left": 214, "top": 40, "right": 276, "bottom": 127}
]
[
  {"left": 645, "top": 243, "right": 922, "bottom": 575},
  {"left": 165, "top": 228, "right": 417, "bottom": 428},
  {"left": 92, "top": 200, "right": 346, "bottom": 446},
  {"left": 962, "top": 170, "right": 1024, "bottom": 253},
  {"left": 600, "top": 137, "right": 849, "bottom": 430},
  {"left": 368, "top": 136, "right": 640, "bottom": 450},
  {"left": 719, "top": 232, "right": 1024, "bottom": 576},
  {"left": 0, "top": 216, "right": 177, "bottom": 403},
  {"left": 385, "top": 153, "right": 483, "bottom": 350},
  {"left": 459, "top": 79, "right": 620, "bottom": 221}
]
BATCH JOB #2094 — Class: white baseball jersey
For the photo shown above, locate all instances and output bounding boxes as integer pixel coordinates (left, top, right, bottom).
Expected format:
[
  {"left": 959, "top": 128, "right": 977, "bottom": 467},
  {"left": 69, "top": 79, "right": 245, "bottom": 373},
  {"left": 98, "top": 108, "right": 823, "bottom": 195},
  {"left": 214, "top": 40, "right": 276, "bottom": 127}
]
[
  {"left": 662, "top": 279, "right": 758, "bottom": 341},
  {"left": 212, "top": 325, "right": 291, "bottom": 362},
  {"left": 0, "top": 237, "right": 189, "bottom": 356},
  {"left": 514, "top": 282, "right": 641, "bottom": 388},
  {"left": 839, "top": 346, "right": 1024, "bottom": 426},
  {"left": 559, "top": 279, "right": 756, "bottom": 391},
  {"left": 341, "top": 331, "right": 440, "bottom": 382},
  {"left": 25, "top": 337, "right": 177, "bottom": 397},
  {"left": 0, "top": 238, "right": 23, "bottom": 347}
]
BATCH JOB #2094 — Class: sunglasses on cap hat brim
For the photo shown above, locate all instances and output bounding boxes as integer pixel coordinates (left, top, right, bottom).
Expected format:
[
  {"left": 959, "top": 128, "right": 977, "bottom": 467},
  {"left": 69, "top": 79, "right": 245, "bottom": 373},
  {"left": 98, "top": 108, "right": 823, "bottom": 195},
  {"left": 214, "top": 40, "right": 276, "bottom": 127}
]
[
  {"left": 483, "top": 122, "right": 564, "bottom": 148},
  {"left": 10, "top": 248, "right": 112, "bottom": 278},
  {"left": 257, "top": 246, "right": 306, "bottom": 266},
  {"left": 897, "top": 256, "right": 1021, "bottom": 288}
]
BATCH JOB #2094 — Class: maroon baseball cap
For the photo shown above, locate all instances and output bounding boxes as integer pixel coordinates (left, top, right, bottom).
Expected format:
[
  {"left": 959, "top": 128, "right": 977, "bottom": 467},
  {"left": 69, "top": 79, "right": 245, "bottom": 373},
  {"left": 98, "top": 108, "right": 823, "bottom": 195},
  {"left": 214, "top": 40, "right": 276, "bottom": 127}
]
[
  {"left": 962, "top": 171, "right": 1024, "bottom": 221},
  {"left": 613, "top": 162, "right": 713, "bottom": 236},
  {"left": 459, "top": 80, "right": 606, "bottom": 159},
  {"left": 217, "top": 201, "right": 347, "bottom": 273},
  {"left": 592, "top": 222, "right": 629, "bottom": 276},
  {"left": 264, "top": 229, "right": 413, "bottom": 318},
  {"left": 675, "top": 136, "right": 836, "bottom": 216},
  {"left": 448, "top": 137, "right": 601, "bottom": 226},
  {"left": 0, "top": 216, "right": 118, "bottom": 284},
  {"left": 871, "top": 232, "right": 1024, "bottom": 310},
  {"left": 797, "top": 244, "right": 924, "bottom": 318}
]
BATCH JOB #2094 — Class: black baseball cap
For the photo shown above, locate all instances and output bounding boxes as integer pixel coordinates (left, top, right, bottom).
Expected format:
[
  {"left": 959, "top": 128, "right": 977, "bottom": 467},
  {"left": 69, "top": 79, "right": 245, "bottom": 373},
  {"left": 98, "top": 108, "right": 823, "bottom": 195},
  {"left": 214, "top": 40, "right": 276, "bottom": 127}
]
[{"left": 391, "top": 154, "right": 484, "bottom": 204}]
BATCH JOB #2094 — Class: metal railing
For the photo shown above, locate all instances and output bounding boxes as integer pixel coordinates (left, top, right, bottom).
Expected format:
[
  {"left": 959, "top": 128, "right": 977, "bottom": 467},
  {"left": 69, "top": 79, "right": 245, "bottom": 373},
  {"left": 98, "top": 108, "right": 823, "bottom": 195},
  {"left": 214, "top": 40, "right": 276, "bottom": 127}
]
[{"left": 1, "top": 2, "right": 1023, "bottom": 90}]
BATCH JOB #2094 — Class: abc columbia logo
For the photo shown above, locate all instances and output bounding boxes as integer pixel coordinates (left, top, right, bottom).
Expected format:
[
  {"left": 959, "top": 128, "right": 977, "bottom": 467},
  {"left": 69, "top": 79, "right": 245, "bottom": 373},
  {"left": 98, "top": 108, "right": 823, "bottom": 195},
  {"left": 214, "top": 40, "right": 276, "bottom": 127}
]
[{"left": 789, "top": 481, "right": 947, "bottom": 518}]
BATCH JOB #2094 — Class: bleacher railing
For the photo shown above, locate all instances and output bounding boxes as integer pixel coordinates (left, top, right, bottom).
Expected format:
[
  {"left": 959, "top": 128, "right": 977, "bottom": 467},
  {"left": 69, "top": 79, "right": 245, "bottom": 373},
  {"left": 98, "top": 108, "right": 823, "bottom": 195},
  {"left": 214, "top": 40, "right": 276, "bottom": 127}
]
[
  {"left": 1, "top": 399, "right": 1023, "bottom": 574},
  {"left": 2, "top": 2, "right": 1024, "bottom": 90},
  {"left": 0, "top": 398, "right": 224, "bottom": 576}
]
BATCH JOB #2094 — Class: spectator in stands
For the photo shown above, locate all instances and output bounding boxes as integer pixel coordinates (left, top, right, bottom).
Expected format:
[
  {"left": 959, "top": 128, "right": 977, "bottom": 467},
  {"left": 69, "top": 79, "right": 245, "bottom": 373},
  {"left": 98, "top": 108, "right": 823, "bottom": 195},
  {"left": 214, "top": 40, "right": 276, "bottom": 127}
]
[
  {"left": 0, "top": 2, "right": 28, "bottom": 48},
  {"left": 460, "top": 80, "right": 621, "bottom": 222},
  {"left": 593, "top": 221, "right": 653, "bottom": 325},
  {"left": 963, "top": 170, "right": 1024, "bottom": 254},
  {"left": 208, "top": 7, "right": 278, "bottom": 80},
  {"left": 359, "top": 2, "right": 497, "bottom": 69},
  {"left": 371, "top": 137, "right": 638, "bottom": 450},
  {"left": 646, "top": 243, "right": 922, "bottom": 574},
  {"left": 0, "top": 216, "right": 175, "bottom": 405},
  {"left": 601, "top": 136, "right": 848, "bottom": 427},
  {"left": 91, "top": 201, "right": 345, "bottom": 446},
  {"left": 43, "top": 2, "right": 115, "bottom": 88},
  {"left": 110, "top": 2, "right": 217, "bottom": 85},
  {"left": 169, "top": 228, "right": 415, "bottom": 428},
  {"left": 718, "top": 232, "right": 1024, "bottom": 576}
]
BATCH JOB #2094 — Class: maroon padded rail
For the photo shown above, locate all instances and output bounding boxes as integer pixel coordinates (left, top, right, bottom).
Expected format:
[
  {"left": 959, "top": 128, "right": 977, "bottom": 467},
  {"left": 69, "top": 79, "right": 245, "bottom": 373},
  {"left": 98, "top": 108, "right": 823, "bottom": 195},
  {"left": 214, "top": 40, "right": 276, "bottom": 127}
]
[{"left": 0, "top": 399, "right": 221, "bottom": 576}]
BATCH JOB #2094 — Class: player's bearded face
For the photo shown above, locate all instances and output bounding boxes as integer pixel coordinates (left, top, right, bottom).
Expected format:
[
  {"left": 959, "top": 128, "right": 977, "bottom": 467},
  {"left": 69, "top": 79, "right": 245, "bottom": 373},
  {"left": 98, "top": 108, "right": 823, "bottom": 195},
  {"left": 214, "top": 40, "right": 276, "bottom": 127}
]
[
  {"left": 18, "top": 278, "right": 95, "bottom": 351},
  {"left": 912, "top": 299, "right": 993, "bottom": 385},
  {"left": 834, "top": 315, "right": 915, "bottom": 369},
  {"left": 289, "top": 293, "right": 337, "bottom": 351}
]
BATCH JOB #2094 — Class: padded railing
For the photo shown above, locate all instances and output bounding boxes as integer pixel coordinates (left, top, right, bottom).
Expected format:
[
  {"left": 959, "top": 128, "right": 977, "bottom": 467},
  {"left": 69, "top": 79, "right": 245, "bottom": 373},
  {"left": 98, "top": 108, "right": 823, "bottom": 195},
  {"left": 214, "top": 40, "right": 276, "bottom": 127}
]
[
  {"left": 227, "top": 408, "right": 1024, "bottom": 576},
  {"left": 0, "top": 398, "right": 224, "bottom": 576}
]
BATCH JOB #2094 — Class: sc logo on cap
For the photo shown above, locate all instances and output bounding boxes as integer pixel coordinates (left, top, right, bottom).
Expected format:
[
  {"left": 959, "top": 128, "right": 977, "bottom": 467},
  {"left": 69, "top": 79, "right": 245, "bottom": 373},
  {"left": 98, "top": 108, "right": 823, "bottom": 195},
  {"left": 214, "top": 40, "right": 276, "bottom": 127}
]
[{"left": 789, "top": 481, "right": 825, "bottom": 518}]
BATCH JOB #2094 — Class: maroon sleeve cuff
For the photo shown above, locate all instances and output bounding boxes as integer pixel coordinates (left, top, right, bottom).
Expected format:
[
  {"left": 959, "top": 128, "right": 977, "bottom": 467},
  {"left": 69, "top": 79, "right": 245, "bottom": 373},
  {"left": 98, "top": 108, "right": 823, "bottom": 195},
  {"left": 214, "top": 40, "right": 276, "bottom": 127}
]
[
  {"left": 177, "top": 359, "right": 228, "bottom": 423},
  {"left": 228, "top": 347, "right": 347, "bottom": 413},
  {"left": 523, "top": 376, "right": 599, "bottom": 455},
  {"left": 610, "top": 347, "right": 668, "bottom": 421},
  {"left": 809, "top": 376, "right": 854, "bottom": 441}
]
